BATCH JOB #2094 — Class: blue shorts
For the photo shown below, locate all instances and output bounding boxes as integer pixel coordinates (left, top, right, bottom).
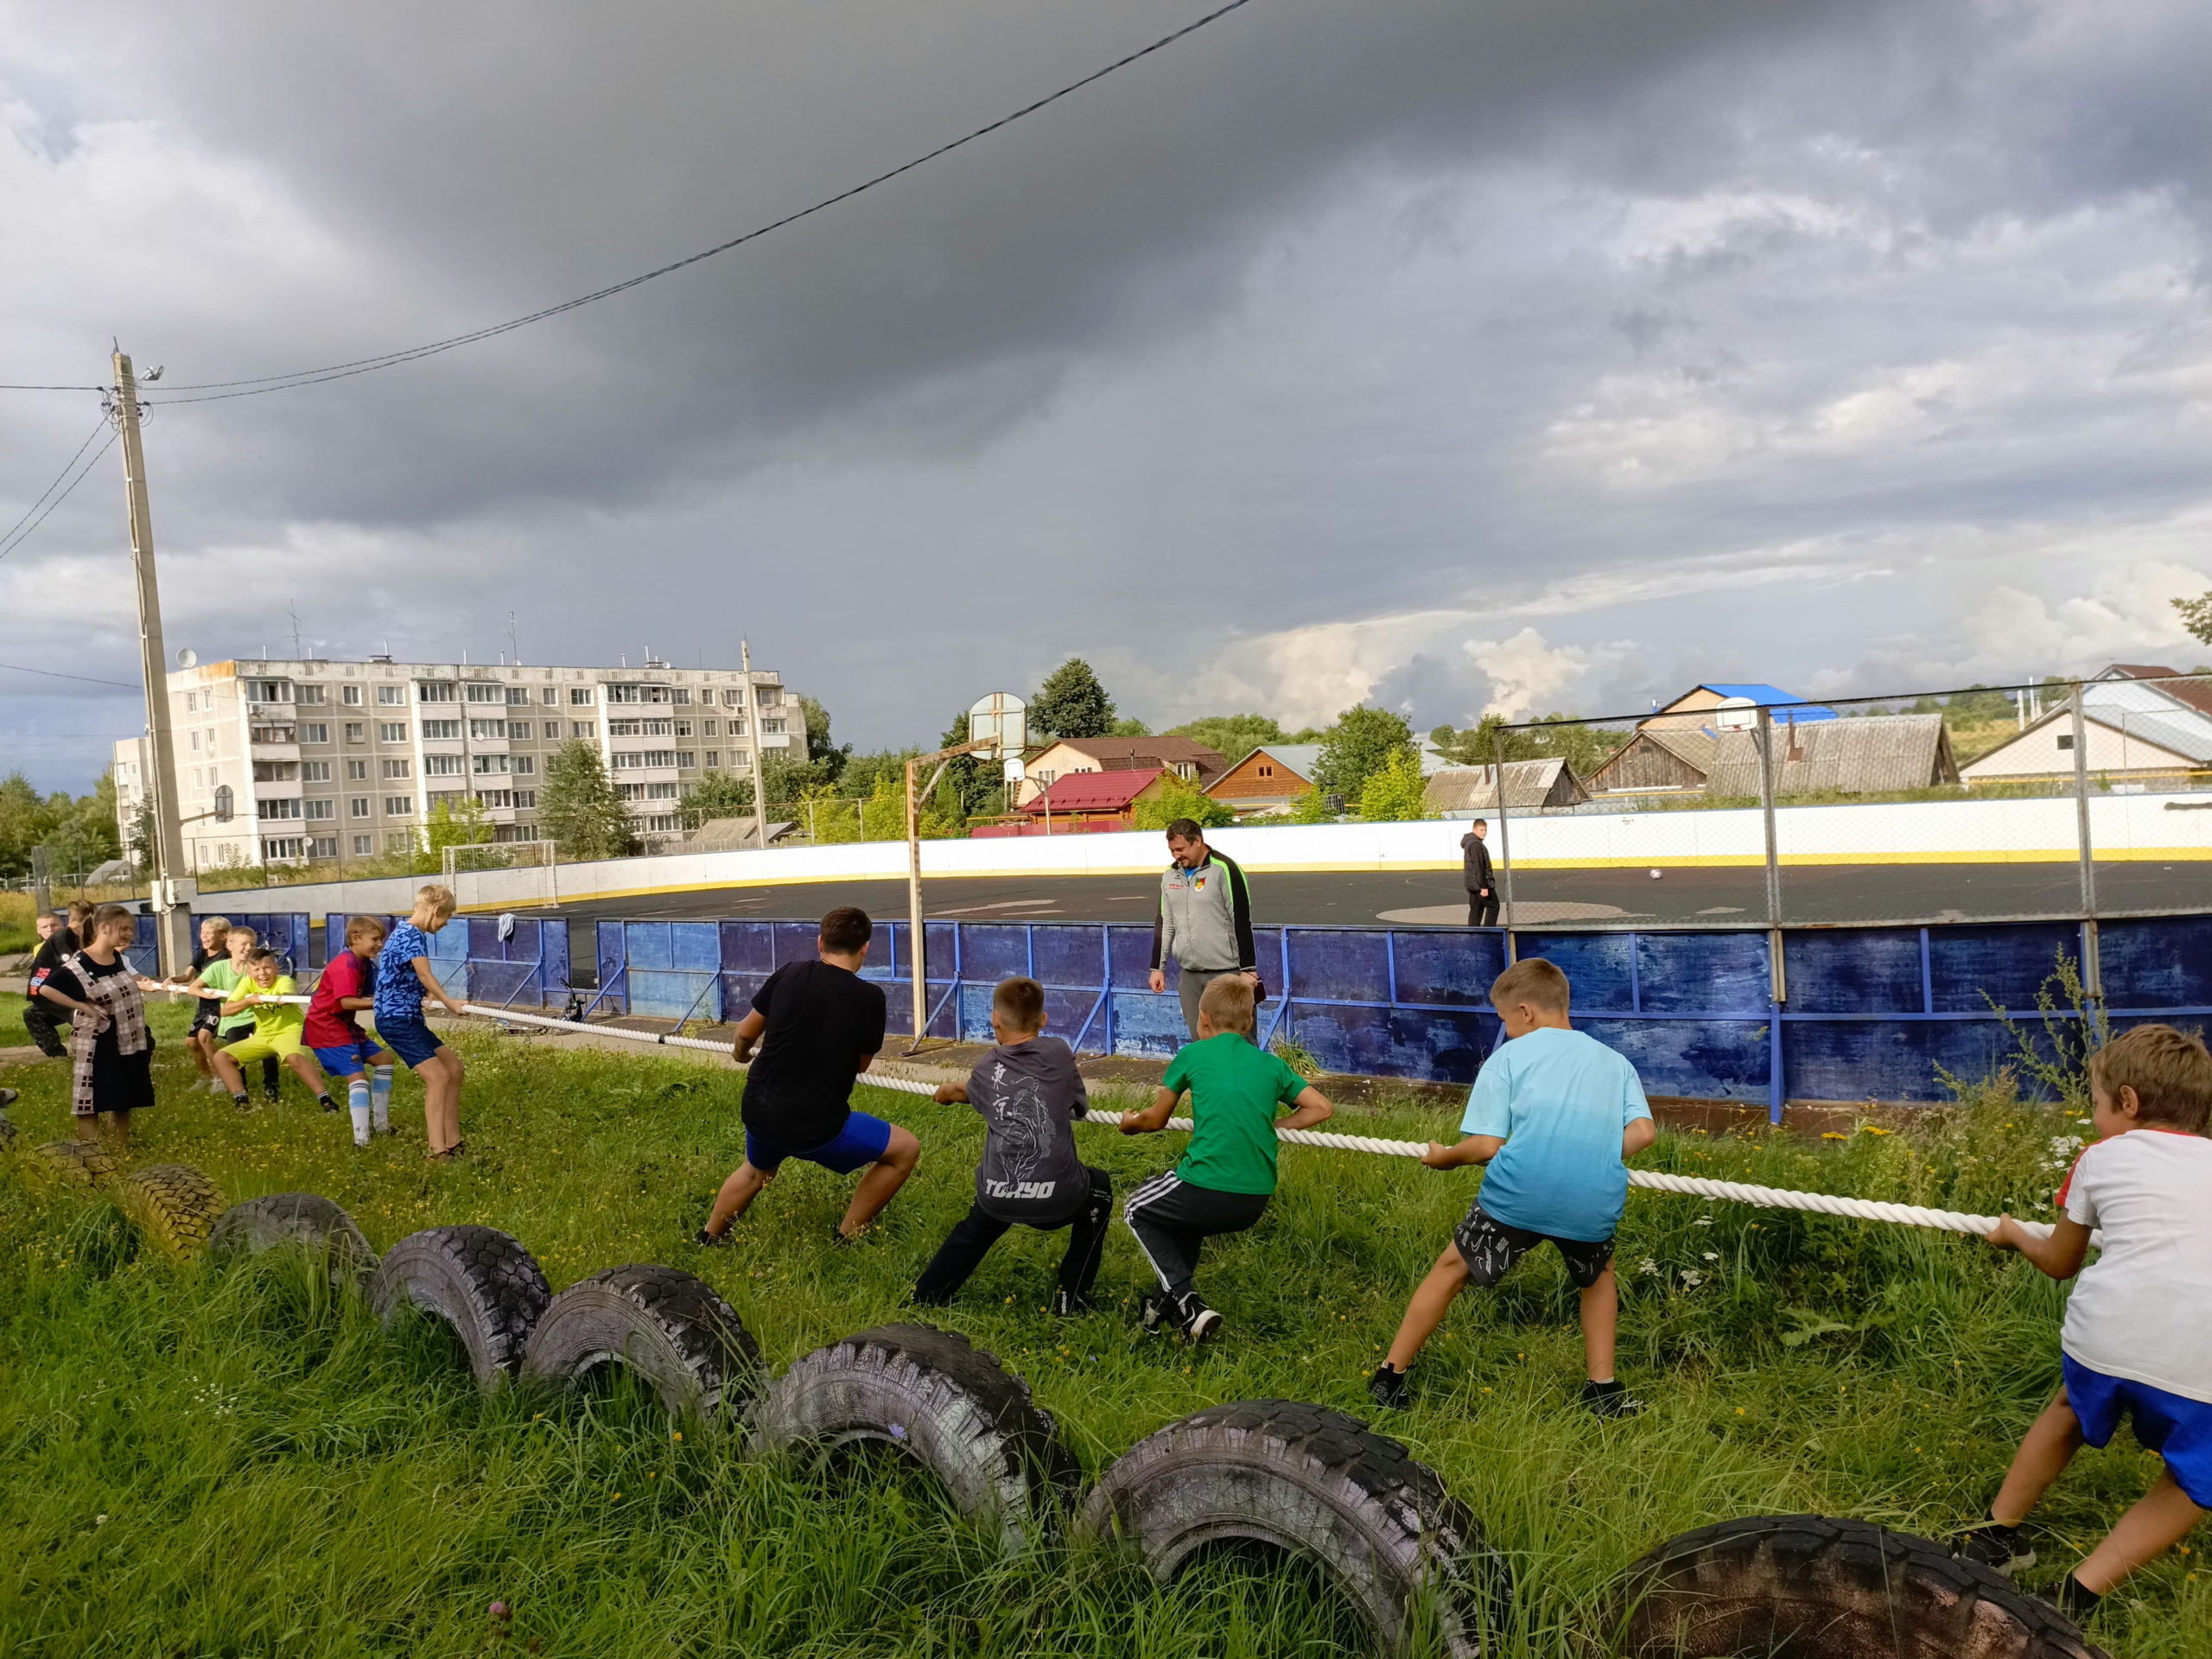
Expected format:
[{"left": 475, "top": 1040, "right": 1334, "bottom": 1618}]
[
  {"left": 378, "top": 1017, "right": 445, "bottom": 1071},
  {"left": 746, "top": 1111, "right": 893, "bottom": 1176},
  {"left": 2063, "top": 1353, "right": 2212, "bottom": 1509},
  {"left": 310, "top": 1039, "right": 390, "bottom": 1077}
]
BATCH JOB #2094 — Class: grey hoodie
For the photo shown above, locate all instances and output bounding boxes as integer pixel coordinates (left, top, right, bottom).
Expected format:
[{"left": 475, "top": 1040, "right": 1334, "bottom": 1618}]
[{"left": 968, "top": 1035, "right": 1091, "bottom": 1223}]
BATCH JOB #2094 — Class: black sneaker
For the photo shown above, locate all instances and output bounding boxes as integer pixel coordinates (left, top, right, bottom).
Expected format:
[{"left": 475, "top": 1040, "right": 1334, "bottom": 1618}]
[
  {"left": 694, "top": 1226, "right": 728, "bottom": 1248},
  {"left": 1052, "top": 1288, "right": 1094, "bottom": 1319},
  {"left": 319, "top": 1095, "right": 338, "bottom": 1113},
  {"left": 2038, "top": 1574, "right": 2101, "bottom": 1621},
  {"left": 830, "top": 1225, "right": 868, "bottom": 1248},
  {"left": 1178, "top": 1294, "right": 1222, "bottom": 1344},
  {"left": 1952, "top": 1520, "right": 2036, "bottom": 1577},
  {"left": 1139, "top": 1292, "right": 1169, "bottom": 1334},
  {"left": 262, "top": 1091, "right": 281, "bottom": 1105},
  {"left": 1582, "top": 1379, "right": 1644, "bottom": 1420},
  {"left": 1368, "top": 1363, "right": 1411, "bottom": 1410}
]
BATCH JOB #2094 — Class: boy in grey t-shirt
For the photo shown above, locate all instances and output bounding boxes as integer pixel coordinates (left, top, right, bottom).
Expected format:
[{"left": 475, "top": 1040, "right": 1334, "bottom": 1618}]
[{"left": 912, "top": 977, "right": 1111, "bottom": 1316}]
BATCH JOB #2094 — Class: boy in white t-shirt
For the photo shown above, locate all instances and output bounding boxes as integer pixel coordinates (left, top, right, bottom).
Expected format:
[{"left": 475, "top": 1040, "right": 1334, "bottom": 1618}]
[{"left": 1958, "top": 1023, "right": 2212, "bottom": 1620}]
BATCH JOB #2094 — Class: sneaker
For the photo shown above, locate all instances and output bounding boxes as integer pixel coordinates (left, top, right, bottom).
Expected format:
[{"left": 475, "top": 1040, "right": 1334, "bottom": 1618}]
[
  {"left": 319, "top": 1095, "right": 339, "bottom": 1113},
  {"left": 2037, "top": 1574, "right": 2101, "bottom": 1621},
  {"left": 695, "top": 1226, "right": 728, "bottom": 1248},
  {"left": 830, "top": 1224, "right": 867, "bottom": 1248},
  {"left": 1953, "top": 1521, "right": 2036, "bottom": 1576},
  {"left": 1368, "top": 1363, "right": 1411, "bottom": 1410},
  {"left": 232, "top": 1095, "right": 256, "bottom": 1113},
  {"left": 1052, "top": 1288, "right": 1095, "bottom": 1319},
  {"left": 262, "top": 1092, "right": 281, "bottom": 1106},
  {"left": 1178, "top": 1295, "right": 1222, "bottom": 1344},
  {"left": 1582, "top": 1379, "right": 1644, "bottom": 1420},
  {"left": 1139, "top": 1292, "right": 1169, "bottom": 1334}
]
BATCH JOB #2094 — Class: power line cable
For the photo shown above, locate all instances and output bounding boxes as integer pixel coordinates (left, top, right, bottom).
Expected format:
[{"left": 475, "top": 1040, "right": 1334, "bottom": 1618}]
[
  {"left": 143, "top": 0, "right": 1258, "bottom": 406},
  {"left": 0, "top": 383, "right": 106, "bottom": 392},
  {"left": 0, "top": 662, "right": 140, "bottom": 690},
  {"left": 0, "top": 426, "right": 118, "bottom": 564},
  {"left": 0, "top": 414, "right": 111, "bottom": 550}
]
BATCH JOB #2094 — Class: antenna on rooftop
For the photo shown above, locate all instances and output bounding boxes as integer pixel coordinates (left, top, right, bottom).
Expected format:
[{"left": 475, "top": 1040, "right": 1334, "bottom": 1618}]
[{"left": 287, "top": 601, "right": 304, "bottom": 660}]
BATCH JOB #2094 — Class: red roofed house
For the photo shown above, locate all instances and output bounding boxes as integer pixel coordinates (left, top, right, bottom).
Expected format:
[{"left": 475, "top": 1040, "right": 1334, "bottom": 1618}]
[
  {"left": 1020, "top": 766, "right": 1173, "bottom": 829},
  {"left": 1014, "top": 735, "right": 1226, "bottom": 806}
]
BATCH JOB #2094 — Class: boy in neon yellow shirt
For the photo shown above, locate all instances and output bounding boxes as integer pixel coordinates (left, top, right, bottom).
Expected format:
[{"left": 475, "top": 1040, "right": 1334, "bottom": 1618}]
[{"left": 213, "top": 948, "right": 333, "bottom": 1112}]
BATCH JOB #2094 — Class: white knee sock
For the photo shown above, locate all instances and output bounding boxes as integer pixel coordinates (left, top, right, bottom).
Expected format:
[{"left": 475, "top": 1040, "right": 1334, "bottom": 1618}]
[
  {"left": 370, "top": 1067, "right": 393, "bottom": 1131},
  {"left": 348, "top": 1077, "right": 372, "bottom": 1146}
]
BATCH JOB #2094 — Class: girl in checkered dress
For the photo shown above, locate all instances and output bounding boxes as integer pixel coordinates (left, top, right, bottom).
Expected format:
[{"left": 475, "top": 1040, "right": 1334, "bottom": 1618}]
[{"left": 35, "top": 905, "right": 161, "bottom": 1150}]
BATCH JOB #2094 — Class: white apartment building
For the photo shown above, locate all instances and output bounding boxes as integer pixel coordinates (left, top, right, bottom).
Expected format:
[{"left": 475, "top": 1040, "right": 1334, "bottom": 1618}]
[{"left": 111, "top": 654, "right": 794, "bottom": 870}]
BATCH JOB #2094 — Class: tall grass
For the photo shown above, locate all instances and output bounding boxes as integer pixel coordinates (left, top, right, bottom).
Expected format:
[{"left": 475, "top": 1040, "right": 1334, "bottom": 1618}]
[{"left": 0, "top": 1011, "right": 2203, "bottom": 1656}]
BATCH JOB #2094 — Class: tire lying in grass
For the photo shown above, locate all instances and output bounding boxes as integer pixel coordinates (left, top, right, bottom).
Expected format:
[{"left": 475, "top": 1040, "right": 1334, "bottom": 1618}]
[
  {"left": 1608, "top": 1514, "right": 2106, "bottom": 1659},
  {"left": 370, "top": 1224, "right": 552, "bottom": 1391},
  {"left": 117, "top": 1163, "right": 225, "bottom": 1256},
  {"left": 0, "top": 1111, "right": 17, "bottom": 1147},
  {"left": 31, "top": 1139, "right": 117, "bottom": 1186},
  {"left": 751, "top": 1322, "right": 1079, "bottom": 1554},
  {"left": 209, "top": 1192, "right": 378, "bottom": 1289},
  {"left": 1077, "top": 1399, "right": 1511, "bottom": 1659},
  {"left": 518, "top": 1263, "right": 764, "bottom": 1421}
]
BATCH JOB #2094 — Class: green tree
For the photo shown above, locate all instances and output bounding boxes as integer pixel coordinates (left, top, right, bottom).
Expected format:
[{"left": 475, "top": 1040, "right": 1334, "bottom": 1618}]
[
  {"left": 1357, "top": 749, "right": 1429, "bottom": 821},
  {"left": 1314, "top": 704, "right": 1415, "bottom": 798},
  {"left": 0, "top": 771, "right": 50, "bottom": 878},
  {"left": 1031, "top": 658, "right": 1117, "bottom": 740},
  {"left": 760, "top": 693, "right": 849, "bottom": 803},
  {"left": 538, "top": 740, "right": 639, "bottom": 861},
  {"left": 424, "top": 794, "right": 493, "bottom": 854},
  {"left": 679, "top": 770, "right": 755, "bottom": 830},
  {"left": 1129, "top": 775, "right": 1235, "bottom": 832},
  {"left": 1168, "top": 714, "right": 1285, "bottom": 762},
  {"left": 1289, "top": 781, "right": 1337, "bottom": 823},
  {"left": 2175, "top": 592, "right": 2212, "bottom": 645}
]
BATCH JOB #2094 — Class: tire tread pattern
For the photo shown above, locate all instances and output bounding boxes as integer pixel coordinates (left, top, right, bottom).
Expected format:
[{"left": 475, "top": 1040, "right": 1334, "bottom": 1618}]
[
  {"left": 519, "top": 1262, "right": 764, "bottom": 1420},
  {"left": 118, "top": 1163, "right": 225, "bottom": 1255},
  {"left": 209, "top": 1192, "right": 378, "bottom": 1286},
  {"left": 371, "top": 1224, "right": 551, "bottom": 1390}
]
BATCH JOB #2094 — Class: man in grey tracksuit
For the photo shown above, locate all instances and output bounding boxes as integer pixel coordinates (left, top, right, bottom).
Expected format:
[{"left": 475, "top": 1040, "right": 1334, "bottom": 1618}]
[{"left": 1147, "top": 818, "right": 1259, "bottom": 1038}]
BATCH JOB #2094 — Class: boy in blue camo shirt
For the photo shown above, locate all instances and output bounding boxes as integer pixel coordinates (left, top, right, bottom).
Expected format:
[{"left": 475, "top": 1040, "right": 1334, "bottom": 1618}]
[{"left": 1370, "top": 956, "right": 1657, "bottom": 1417}]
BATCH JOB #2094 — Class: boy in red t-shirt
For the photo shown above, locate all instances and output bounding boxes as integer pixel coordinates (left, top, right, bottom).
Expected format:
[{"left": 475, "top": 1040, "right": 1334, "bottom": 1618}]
[{"left": 307, "top": 915, "right": 399, "bottom": 1147}]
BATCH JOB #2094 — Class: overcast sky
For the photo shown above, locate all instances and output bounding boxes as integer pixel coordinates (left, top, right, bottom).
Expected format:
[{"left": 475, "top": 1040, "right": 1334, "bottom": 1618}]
[{"left": 5, "top": 0, "right": 2210, "bottom": 791}]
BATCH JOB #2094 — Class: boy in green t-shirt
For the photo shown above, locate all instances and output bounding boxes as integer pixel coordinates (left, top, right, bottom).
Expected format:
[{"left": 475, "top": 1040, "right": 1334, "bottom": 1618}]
[
  {"left": 1118, "top": 975, "right": 1335, "bottom": 1342},
  {"left": 212, "top": 947, "right": 333, "bottom": 1113}
]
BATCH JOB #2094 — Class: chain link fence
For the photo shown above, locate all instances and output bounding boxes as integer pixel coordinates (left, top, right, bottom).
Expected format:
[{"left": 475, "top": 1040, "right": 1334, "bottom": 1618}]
[{"left": 1465, "top": 674, "right": 2212, "bottom": 937}]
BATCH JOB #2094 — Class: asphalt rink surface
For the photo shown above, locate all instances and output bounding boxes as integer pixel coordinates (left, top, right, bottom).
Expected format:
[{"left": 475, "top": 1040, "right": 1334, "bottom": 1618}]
[{"left": 553, "top": 859, "right": 2208, "bottom": 931}]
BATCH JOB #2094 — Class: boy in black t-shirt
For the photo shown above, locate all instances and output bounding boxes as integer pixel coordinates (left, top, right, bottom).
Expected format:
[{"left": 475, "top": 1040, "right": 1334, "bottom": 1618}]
[
  {"left": 696, "top": 906, "right": 918, "bottom": 1247},
  {"left": 912, "top": 976, "right": 1111, "bottom": 1316}
]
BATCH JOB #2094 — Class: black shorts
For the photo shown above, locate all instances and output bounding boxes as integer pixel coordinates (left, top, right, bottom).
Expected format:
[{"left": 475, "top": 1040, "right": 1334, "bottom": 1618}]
[{"left": 1452, "top": 1201, "right": 1615, "bottom": 1290}]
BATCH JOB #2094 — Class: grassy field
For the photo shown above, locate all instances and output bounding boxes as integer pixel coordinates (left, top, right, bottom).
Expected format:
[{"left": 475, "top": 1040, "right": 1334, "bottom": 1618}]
[{"left": 0, "top": 1002, "right": 2204, "bottom": 1657}]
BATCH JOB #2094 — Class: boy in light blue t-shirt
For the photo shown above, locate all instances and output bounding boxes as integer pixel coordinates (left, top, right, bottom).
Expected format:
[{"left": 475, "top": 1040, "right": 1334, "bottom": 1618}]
[{"left": 1370, "top": 956, "right": 1656, "bottom": 1418}]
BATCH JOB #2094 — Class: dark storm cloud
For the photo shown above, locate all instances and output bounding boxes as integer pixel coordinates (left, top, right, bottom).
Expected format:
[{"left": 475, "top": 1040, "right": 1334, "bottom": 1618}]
[{"left": 4, "top": 0, "right": 2211, "bottom": 783}]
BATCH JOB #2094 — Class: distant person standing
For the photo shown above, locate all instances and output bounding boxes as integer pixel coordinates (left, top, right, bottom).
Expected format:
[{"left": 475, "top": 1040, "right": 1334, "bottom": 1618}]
[
  {"left": 1147, "top": 819, "right": 1259, "bottom": 1039},
  {"left": 1462, "top": 818, "right": 1498, "bottom": 927},
  {"left": 20, "top": 909, "right": 77, "bottom": 1058}
]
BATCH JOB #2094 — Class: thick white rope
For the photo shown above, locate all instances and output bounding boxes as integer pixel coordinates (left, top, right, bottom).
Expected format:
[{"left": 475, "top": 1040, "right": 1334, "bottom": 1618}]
[{"left": 191, "top": 993, "right": 2061, "bottom": 1243}]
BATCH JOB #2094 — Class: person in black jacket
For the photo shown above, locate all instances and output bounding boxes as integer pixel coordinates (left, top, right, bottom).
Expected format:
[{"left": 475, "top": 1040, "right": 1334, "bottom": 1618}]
[
  {"left": 21, "top": 906, "right": 85, "bottom": 1058},
  {"left": 1461, "top": 819, "right": 1498, "bottom": 927}
]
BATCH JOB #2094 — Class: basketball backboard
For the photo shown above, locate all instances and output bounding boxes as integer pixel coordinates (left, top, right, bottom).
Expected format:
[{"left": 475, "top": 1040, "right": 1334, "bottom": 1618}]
[{"left": 968, "top": 692, "right": 1027, "bottom": 759}]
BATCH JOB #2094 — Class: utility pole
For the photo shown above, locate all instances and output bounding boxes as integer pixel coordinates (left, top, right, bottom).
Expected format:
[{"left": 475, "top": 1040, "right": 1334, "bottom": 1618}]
[
  {"left": 741, "top": 639, "right": 770, "bottom": 855},
  {"left": 113, "top": 351, "right": 192, "bottom": 976}
]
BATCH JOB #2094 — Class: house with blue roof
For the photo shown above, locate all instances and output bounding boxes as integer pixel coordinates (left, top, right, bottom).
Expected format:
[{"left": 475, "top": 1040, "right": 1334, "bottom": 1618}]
[{"left": 1643, "top": 683, "right": 1838, "bottom": 734}]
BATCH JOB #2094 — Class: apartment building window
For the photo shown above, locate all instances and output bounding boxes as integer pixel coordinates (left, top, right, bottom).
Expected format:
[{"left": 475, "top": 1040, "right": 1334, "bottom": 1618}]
[
  {"left": 704, "top": 751, "right": 720, "bottom": 768},
  {"left": 192, "top": 767, "right": 204, "bottom": 787},
  {"left": 302, "top": 799, "right": 334, "bottom": 820},
  {"left": 642, "top": 814, "right": 681, "bottom": 833},
  {"left": 762, "top": 717, "right": 786, "bottom": 735},
  {"left": 676, "top": 752, "right": 696, "bottom": 769},
  {"left": 264, "top": 837, "right": 306, "bottom": 861},
  {"left": 511, "top": 755, "right": 535, "bottom": 776},
  {"left": 297, "top": 685, "right": 327, "bottom": 706},
  {"left": 377, "top": 685, "right": 405, "bottom": 705},
  {"left": 541, "top": 688, "right": 558, "bottom": 706},
  {"left": 646, "top": 781, "right": 679, "bottom": 800},
  {"left": 645, "top": 749, "right": 677, "bottom": 766},
  {"left": 505, "top": 687, "right": 531, "bottom": 706},
  {"left": 302, "top": 761, "right": 331, "bottom": 782},
  {"left": 382, "top": 759, "right": 412, "bottom": 779},
  {"left": 729, "top": 748, "right": 751, "bottom": 771},
  {"left": 346, "top": 722, "right": 366, "bottom": 743},
  {"left": 611, "top": 751, "right": 645, "bottom": 770},
  {"left": 475, "top": 790, "right": 513, "bottom": 808},
  {"left": 702, "top": 719, "right": 718, "bottom": 737},
  {"left": 675, "top": 721, "right": 694, "bottom": 738},
  {"left": 378, "top": 721, "right": 408, "bottom": 743},
  {"left": 418, "top": 683, "right": 455, "bottom": 702},
  {"left": 468, "top": 719, "right": 506, "bottom": 741},
  {"left": 513, "top": 791, "right": 537, "bottom": 808},
  {"left": 422, "top": 719, "right": 461, "bottom": 741},
  {"left": 342, "top": 684, "right": 363, "bottom": 706},
  {"left": 251, "top": 724, "right": 295, "bottom": 745},
  {"left": 506, "top": 721, "right": 531, "bottom": 740},
  {"left": 184, "top": 691, "right": 198, "bottom": 712},
  {"left": 189, "top": 731, "right": 200, "bottom": 752},
  {"left": 346, "top": 759, "right": 368, "bottom": 780},
  {"left": 571, "top": 721, "right": 596, "bottom": 739},
  {"left": 310, "top": 836, "right": 338, "bottom": 859},
  {"left": 302, "top": 722, "right": 330, "bottom": 744},
  {"left": 616, "top": 782, "right": 645, "bottom": 800},
  {"left": 258, "top": 798, "right": 302, "bottom": 820},
  {"left": 384, "top": 796, "right": 415, "bottom": 817},
  {"left": 386, "top": 830, "right": 413, "bottom": 851},
  {"left": 465, "top": 683, "right": 503, "bottom": 702},
  {"left": 247, "top": 678, "right": 291, "bottom": 703},
  {"left": 757, "top": 687, "right": 782, "bottom": 707},
  {"left": 722, "top": 690, "right": 743, "bottom": 708},
  {"left": 569, "top": 688, "right": 594, "bottom": 705},
  {"left": 423, "top": 754, "right": 464, "bottom": 777},
  {"left": 352, "top": 835, "right": 373, "bottom": 856},
  {"left": 350, "top": 798, "right": 371, "bottom": 818},
  {"left": 672, "top": 689, "right": 691, "bottom": 706},
  {"left": 252, "top": 760, "right": 297, "bottom": 782},
  {"left": 472, "top": 754, "right": 510, "bottom": 775}
]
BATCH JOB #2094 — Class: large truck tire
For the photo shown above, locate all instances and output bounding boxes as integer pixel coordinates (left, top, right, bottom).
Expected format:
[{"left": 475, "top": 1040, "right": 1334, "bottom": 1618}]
[
  {"left": 209, "top": 1192, "right": 378, "bottom": 1289},
  {"left": 32, "top": 1140, "right": 117, "bottom": 1186},
  {"left": 519, "top": 1263, "right": 764, "bottom": 1421},
  {"left": 1608, "top": 1514, "right": 2107, "bottom": 1659},
  {"left": 750, "top": 1322, "right": 1078, "bottom": 1554},
  {"left": 370, "top": 1224, "right": 551, "bottom": 1390},
  {"left": 1077, "top": 1399, "right": 1510, "bottom": 1659},
  {"left": 118, "top": 1163, "right": 224, "bottom": 1256}
]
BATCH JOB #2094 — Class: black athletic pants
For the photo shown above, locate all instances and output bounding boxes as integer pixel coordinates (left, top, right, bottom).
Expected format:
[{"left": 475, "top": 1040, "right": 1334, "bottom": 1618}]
[
  {"left": 21, "top": 998, "right": 68, "bottom": 1058},
  {"left": 912, "top": 1167, "right": 1112, "bottom": 1305},
  {"left": 1466, "top": 893, "right": 1499, "bottom": 926},
  {"left": 1122, "top": 1171, "right": 1270, "bottom": 1297}
]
